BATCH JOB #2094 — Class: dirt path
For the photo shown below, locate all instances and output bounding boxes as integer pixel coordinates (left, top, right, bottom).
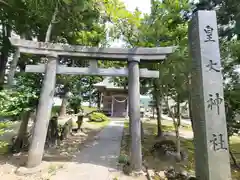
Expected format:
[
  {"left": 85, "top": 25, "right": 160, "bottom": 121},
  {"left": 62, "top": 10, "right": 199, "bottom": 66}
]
[
  {"left": 0, "top": 120, "right": 107, "bottom": 180},
  {"left": 50, "top": 120, "right": 124, "bottom": 180}
]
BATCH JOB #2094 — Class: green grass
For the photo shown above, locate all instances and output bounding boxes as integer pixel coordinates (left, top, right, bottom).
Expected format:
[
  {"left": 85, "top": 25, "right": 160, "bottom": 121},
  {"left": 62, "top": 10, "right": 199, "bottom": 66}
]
[
  {"left": 82, "top": 106, "right": 97, "bottom": 112},
  {"left": 229, "top": 136, "right": 240, "bottom": 179},
  {"left": 0, "top": 141, "right": 9, "bottom": 155},
  {"left": 122, "top": 120, "right": 240, "bottom": 179},
  {"left": 0, "top": 121, "right": 13, "bottom": 155},
  {"left": 124, "top": 121, "right": 129, "bottom": 128}
]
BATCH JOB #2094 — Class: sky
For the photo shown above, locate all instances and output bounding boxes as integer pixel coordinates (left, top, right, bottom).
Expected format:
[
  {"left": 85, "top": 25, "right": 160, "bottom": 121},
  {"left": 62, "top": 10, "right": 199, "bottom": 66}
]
[
  {"left": 121, "top": 0, "right": 151, "bottom": 14},
  {"left": 110, "top": 0, "right": 151, "bottom": 47}
]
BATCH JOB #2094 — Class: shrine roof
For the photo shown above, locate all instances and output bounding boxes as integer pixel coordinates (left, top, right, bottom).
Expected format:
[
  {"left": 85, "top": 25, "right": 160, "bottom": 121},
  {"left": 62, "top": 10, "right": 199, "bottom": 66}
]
[{"left": 93, "top": 77, "right": 124, "bottom": 90}]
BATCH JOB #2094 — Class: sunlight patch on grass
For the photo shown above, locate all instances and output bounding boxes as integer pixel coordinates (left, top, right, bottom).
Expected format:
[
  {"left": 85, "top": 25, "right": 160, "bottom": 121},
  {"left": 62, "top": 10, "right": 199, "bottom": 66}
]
[
  {"left": 124, "top": 121, "right": 129, "bottom": 128},
  {"left": 122, "top": 120, "right": 240, "bottom": 179},
  {"left": 82, "top": 106, "right": 97, "bottom": 112},
  {"left": 144, "top": 119, "right": 192, "bottom": 132},
  {"left": 87, "top": 120, "right": 110, "bottom": 128}
]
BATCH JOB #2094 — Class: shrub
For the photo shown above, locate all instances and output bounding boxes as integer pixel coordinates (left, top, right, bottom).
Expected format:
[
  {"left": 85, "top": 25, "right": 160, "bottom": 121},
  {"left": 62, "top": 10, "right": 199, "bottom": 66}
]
[
  {"left": 68, "top": 96, "right": 82, "bottom": 114},
  {"left": 0, "top": 141, "right": 9, "bottom": 154},
  {"left": 89, "top": 112, "right": 109, "bottom": 122},
  {"left": 118, "top": 154, "right": 129, "bottom": 164},
  {"left": 0, "top": 122, "right": 11, "bottom": 154},
  {"left": 52, "top": 106, "right": 61, "bottom": 117}
]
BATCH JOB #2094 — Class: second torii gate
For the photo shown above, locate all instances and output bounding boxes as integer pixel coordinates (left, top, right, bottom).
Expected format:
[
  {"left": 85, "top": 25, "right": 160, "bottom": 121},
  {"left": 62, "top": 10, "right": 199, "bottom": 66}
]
[{"left": 9, "top": 38, "right": 174, "bottom": 171}]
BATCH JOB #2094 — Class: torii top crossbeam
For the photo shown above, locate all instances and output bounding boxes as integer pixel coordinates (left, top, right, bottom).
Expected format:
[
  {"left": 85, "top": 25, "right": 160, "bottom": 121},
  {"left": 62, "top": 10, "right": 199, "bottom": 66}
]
[
  {"left": 9, "top": 38, "right": 175, "bottom": 61},
  {"left": 8, "top": 37, "right": 175, "bottom": 170}
]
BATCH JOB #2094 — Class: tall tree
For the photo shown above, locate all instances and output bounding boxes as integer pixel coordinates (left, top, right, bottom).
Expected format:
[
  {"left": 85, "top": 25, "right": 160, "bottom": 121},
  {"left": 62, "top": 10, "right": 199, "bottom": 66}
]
[{"left": 14, "top": 0, "right": 104, "bottom": 167}]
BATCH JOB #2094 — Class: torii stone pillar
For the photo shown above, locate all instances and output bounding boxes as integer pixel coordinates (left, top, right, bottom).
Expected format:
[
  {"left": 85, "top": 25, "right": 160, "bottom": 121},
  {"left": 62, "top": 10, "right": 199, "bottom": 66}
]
[
  {"left": 27, "top": 54, "right": 58, "bottom": 168},
  {"left": 189, "top": 10, "right": 231, "bottom": 180},
  {"left": 9, "top": 38, "right": 175, "bottom": 170},
  {"left": 128, "top": 57, "right": 142, "bottom": 171}
]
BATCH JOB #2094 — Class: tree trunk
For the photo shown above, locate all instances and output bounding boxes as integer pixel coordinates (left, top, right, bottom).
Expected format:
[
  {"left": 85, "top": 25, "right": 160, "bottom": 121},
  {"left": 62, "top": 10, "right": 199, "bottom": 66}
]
[
  {"left": 230, "top": 149, "right": 240, "bottom": 169},
  {"left": 7, "top": 34, "right": 26, "bottom": 87},
  {"left": 0, "top": 24, "right": 11, "bottom": 90},
  {"left": 59, "top": 91, "right": 68, "bottom": 117},
  {"left": 165, "top": 96, "right": 181, "bottom": 161},
  {"left": 0, "top": 52, "right": 8, "bottom": 90},
  {"left": 88, "top": 95, "right": 92, "bottom": 108},
  {"left": 175, "top": 126, "right": 181, "bottom": 161},
  {"left": 77, "top": 115, "right": 83, "bottom": 132},
  {"left": 153, "top": 79, "right": 163, "bottom": 137},
  {"left": 155, "top": 96, "right": 162, "bottom": 137},
  {"left": 97, "top": 92, "right": 102, "bottom": 109},
  {"left": 13, "top": 111, "right": 31, "bottom": 152},
  {"left": 46, "top": 117, "right": 58, "bottom": 147},
  {"left": 44, "top": 6, "right": 58, "bottom": 43},
  {"left": 228, "top": 135, "right": 240, "bottom": 169},
  {"left": 187, "top": 73, "right": 195, "bottom": 132},
  {"left": 152, "top": 107, "right": 155, "bottom": 118},
  {"left": 27, "top": 5, "right": 59, "bottom": 168},
  {"left": 175, "top": 99, "right": 181, "bottom": 161},
  {"left": 59, "top": 62, "right": 70, "bottom": 116},
  {"left": 7, "top": 49, "right": 20, "bottom": 87},
  {"left": 188, "top": 95, "right": 194, "bottom": 131}
]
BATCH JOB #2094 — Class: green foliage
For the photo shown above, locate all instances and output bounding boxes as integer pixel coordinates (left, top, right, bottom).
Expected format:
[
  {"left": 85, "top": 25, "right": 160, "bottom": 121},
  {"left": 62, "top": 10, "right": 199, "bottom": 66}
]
[
  {"left": 89, "top": 112, "right": 109, "bottom": 122},
  {"left": 0, "top": 73, "right": 41, "bottom": 117},
  {"left": 0, "top": 89, "right": 37, "bottom": 117},
  {"left": 220, "top": 40, "right": 240, "bottom": 137},
  {"left": 68, "top": 95, "right": 82, "bottom": 114},
  {"left": 52, "top": 106, "right": 61, "bottom": 117},
  {"left": 0, "top": 141, "right": 9, "bottom": 154},
  {"left": 0, "top": 122, "right": 12, "bottom": 154},
  {"left": 118, "top": 154, "right": 129, "bottom": 164}
]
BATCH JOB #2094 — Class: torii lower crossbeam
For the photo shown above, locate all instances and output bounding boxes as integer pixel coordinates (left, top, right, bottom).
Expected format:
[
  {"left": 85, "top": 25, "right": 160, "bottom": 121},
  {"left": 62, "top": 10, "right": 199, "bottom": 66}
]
[
  {"left": 25, "top": 64, "right": 160, "bottom": 78},
  {"left": 9, "top": 38, "right": 174, "bottom": 172}
]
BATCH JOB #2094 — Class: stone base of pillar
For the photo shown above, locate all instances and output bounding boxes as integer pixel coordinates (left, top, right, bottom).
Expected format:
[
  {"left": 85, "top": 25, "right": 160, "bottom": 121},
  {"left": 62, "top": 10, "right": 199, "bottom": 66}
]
[
  {"left": 130, "top": 170, "right": 145, "bottom": 177},
  {"left": 16, "top": 161, "right": 49, "bottom": 176}
]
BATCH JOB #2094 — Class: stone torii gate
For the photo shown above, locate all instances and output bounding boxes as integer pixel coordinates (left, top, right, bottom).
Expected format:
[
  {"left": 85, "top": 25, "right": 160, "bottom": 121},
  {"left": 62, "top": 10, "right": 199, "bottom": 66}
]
[
  {"left": 10, "top": 10, "right": 232, "bottom": 180},
  {"left": 10, "top": 38, "right": 174, "bottom": 171}
]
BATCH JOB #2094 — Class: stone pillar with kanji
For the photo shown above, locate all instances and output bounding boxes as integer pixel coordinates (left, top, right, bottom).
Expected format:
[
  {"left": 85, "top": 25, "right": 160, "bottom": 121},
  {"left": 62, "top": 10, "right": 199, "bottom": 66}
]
[{"left": 189, "top": 10, "right": 231, "bottom": 180}]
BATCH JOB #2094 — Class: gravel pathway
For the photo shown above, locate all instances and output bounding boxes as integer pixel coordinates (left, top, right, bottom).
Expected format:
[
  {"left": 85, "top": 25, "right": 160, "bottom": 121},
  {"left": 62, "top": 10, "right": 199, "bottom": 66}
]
[{"left": 51, "top": 119, "right": 124, "bottom": 180}]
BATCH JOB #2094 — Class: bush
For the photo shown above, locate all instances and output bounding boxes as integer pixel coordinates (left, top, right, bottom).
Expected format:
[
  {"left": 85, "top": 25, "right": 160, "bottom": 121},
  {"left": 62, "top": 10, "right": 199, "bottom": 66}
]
[
  {"left": 89, "top": 112, "right": 109, "bottom": 122},
  {"left": 0, "top": 141, "right": 9, "bottom": 154},
  {"left": 0, "top": 122, "right": 11, "bottom": 154},
  {"left": 68, "top": 96, "right": 82, "bottom": 114},
  {"left": 52, "top": 106, "right": 61, "bottom": 116},
  {"left": 118, "top": 154, "right": 129, "bottom": 164}
]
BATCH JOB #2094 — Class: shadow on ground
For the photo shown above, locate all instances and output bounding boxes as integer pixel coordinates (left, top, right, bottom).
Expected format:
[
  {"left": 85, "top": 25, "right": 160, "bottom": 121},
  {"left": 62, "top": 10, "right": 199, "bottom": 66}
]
[
  {"left": 0, "top": 127, "right": 101, "bottom": 166},
  {"left": 0, "top": 119, "right": 126, "bottom": 180},
  {"left": 121, "top": 121, "right": 240, "bottom": 179}
]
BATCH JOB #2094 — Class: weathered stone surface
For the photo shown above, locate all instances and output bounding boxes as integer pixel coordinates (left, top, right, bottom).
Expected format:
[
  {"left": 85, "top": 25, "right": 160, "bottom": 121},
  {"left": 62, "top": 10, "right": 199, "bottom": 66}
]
[
  {"left": 189, "top": 10, "right": 231, "bottom": 180},
  {"left": 9, "top": 38, "right": 174, "bottom": 55},
  {"left": 9, "top": 38, "right": 175, "bottom": 61},
  {"left": 16, "top": 162, "right": 48, "bottom": 175},
  {"left": 25, "top": 64, "right": 160, "bottom": 78},
  {"left": 27, "top": 54, "right": 58, "bottom": 168},
  {"left": 128, "top": 59, "right": 142, "bottom": 172}
]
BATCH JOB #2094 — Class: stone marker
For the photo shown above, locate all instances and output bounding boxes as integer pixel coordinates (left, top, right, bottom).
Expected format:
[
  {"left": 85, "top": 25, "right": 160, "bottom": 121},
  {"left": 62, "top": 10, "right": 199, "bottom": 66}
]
[{"left": 189, "top": 10, "right": 231, "bottom": 180}]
